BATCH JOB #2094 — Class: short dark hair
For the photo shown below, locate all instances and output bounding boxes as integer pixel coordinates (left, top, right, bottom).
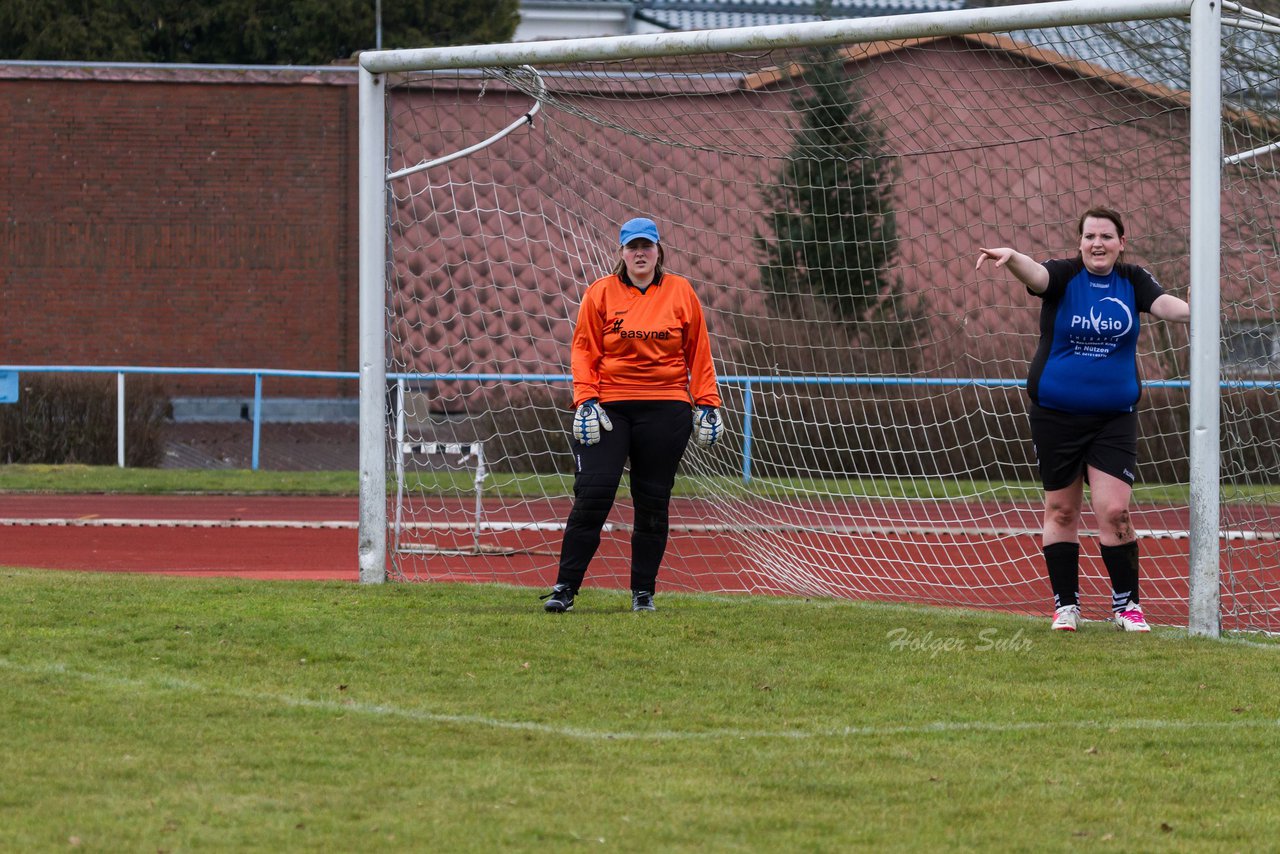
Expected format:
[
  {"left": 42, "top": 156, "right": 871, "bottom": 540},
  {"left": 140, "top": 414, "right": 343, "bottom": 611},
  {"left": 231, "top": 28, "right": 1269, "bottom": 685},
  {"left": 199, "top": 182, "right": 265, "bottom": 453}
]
[{"left": 1077, "top": 206, "right": 1125, "bottom": 238}]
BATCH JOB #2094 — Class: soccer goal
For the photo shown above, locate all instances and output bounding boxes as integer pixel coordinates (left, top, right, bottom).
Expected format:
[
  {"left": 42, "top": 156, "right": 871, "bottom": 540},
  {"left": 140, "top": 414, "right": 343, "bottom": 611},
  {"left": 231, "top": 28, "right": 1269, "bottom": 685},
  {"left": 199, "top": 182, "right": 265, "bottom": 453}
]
[{"left": 358, "top": 0, "right": 1280, "bottom": 635}]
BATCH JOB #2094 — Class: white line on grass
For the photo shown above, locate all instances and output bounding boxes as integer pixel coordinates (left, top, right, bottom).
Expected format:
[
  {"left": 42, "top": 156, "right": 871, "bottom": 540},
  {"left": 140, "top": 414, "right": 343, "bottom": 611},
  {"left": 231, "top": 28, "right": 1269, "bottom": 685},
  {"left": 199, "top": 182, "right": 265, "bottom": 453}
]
[{"left": 4, "top": 656, "right": 1277, "bottom": 742}]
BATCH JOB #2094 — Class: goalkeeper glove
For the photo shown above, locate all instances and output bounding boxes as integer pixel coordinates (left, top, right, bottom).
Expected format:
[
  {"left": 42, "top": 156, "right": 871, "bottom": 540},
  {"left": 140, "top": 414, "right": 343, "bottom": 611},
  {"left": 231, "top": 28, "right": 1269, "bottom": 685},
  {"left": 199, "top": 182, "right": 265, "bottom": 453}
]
[
  {"left": 572, "top": 399, "right": 613, "bottom": 446},
  {"left": 693, "top": 405, "right": 724, "bottom": 448}
]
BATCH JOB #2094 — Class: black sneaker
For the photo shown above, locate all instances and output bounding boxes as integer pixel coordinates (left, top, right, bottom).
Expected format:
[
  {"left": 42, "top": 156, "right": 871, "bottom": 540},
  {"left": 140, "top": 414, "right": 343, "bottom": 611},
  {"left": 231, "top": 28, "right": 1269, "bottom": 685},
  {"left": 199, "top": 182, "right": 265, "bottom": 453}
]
[
  {"left": 540, "top": 584, "right": 575, "bottom": 613},
  {"left": 631, "top": 590, "right": 656, "bottom": 612}
]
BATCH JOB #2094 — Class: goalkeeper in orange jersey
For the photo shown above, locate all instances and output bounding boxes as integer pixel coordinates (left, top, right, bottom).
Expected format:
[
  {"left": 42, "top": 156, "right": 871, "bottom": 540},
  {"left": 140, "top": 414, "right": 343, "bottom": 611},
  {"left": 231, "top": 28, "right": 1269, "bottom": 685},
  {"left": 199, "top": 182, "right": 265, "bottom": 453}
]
[{"left": 540, "top": 216, "right": 724, "bottom": 613}]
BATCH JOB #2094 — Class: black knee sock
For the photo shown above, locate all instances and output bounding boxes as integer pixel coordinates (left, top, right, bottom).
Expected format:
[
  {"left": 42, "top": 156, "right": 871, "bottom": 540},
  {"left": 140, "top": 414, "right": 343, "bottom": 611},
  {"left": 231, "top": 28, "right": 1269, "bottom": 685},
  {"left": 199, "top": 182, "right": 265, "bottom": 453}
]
[
  {"left": 1101, "top": 541, "right": 1140, "bottom": 612},
  {"left": 1043, "top": 542, "right": 1080, "bottom": 608}
]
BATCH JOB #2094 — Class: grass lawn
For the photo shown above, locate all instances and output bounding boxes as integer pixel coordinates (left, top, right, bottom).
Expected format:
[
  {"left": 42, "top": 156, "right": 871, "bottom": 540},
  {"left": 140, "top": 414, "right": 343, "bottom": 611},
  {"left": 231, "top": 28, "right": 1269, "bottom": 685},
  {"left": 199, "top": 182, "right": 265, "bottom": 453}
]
[
  {"left": 1, "top": 571, "right": 1277, "bottom": 852},
  {"left": 1, "top": 463, "right": 1266, "bottom": 505}
]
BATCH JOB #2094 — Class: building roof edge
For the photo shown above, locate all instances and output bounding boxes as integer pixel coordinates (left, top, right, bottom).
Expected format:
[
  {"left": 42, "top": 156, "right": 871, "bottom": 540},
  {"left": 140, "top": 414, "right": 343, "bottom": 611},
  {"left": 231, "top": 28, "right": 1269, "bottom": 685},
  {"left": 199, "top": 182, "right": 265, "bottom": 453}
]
[{"left": 0, "top": 60, "right": 359, "bottom": 85}]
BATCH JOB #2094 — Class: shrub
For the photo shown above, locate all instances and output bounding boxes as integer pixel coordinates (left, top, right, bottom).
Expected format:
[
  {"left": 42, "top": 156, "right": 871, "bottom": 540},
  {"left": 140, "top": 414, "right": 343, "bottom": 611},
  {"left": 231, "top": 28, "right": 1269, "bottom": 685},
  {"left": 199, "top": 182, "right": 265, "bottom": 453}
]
[{"left": 0, "top": 374, "right": 170, "bottom": 467}]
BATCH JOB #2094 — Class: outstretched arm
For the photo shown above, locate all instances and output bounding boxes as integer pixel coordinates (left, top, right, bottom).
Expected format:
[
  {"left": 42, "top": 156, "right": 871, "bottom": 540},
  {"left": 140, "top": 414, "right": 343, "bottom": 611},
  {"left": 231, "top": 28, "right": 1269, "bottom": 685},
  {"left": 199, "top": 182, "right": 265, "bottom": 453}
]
[
  {"left": 1150, "top": 293, "right": 1190, "bottom": 324},
  {"left": 976, "top": 247, "right": 1049, "bottom": 294}
]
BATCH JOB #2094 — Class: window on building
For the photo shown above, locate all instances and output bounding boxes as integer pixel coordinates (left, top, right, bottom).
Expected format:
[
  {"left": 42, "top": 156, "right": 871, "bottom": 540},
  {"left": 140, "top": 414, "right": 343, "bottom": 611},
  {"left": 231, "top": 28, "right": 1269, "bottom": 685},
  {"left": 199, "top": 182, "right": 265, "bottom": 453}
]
[{"left": 1223, "top": 321, "right": 1280, "bottom": 374}]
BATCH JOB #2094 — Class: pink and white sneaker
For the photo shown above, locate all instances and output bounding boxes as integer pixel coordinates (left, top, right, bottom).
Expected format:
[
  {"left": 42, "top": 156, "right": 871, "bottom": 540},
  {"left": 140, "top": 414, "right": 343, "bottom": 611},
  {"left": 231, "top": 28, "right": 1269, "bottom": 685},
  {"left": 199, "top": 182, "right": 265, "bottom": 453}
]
[
  {"left": 1051, "top": 604, "right": 1080, "bottom": 632},
  {"left": 1114, "top": 601, "right": 1150, "bottom": 632}
]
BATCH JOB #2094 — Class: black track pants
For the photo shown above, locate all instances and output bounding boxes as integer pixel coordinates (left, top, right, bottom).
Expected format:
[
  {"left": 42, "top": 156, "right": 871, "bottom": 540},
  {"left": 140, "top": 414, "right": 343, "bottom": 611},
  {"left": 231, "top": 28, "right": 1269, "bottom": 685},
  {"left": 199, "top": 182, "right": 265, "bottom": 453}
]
[{"left": 555, "top": 400, "right": 693, "bottom": 592}]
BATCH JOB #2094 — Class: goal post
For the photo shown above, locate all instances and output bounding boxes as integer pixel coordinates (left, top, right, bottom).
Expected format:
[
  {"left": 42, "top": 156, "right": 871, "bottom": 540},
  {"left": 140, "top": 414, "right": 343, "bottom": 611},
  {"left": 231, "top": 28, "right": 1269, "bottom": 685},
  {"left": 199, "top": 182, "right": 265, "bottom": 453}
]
[
  {"left": 357, "top": 65, "right": 386, "bottom": 586},
  {"left": 357, "top": 0, "right": 1280, "bottom": 635},
  {"left": 357, "top": 0, "right": 1196, "bottom": 72},
  {"left": 1186, "top": 0, "right": 1222, "bottom": 636}
]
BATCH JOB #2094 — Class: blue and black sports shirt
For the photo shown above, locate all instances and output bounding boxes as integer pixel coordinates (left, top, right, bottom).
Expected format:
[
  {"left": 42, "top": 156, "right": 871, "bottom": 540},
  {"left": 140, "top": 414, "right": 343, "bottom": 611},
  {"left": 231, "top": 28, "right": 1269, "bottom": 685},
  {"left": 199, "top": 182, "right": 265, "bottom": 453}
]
[{"left": 1026, "top": 257, "right": 1165, "bottom": 415}]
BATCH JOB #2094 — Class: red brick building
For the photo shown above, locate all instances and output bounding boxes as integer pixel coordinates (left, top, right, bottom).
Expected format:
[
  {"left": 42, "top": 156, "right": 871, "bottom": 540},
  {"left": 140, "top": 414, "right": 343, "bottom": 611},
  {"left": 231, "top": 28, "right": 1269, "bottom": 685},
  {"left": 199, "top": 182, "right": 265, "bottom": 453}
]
[{"left": 1, "top": 63, "right": 359, "bottom": 398}]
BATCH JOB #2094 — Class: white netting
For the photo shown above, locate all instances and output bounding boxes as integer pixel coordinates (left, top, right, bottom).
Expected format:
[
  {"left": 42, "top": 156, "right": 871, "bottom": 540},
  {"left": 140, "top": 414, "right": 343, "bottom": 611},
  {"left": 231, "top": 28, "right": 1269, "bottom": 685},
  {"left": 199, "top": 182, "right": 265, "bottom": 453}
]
[{"left": 379, "top": 8, "right": 1280, "bottom": 631}]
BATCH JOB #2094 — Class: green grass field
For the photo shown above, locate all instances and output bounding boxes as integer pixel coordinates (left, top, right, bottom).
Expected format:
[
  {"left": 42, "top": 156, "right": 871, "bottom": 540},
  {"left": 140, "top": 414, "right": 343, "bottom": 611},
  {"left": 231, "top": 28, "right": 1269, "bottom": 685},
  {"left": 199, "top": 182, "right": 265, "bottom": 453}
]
[
  {"left": 3, "top": 465, "right": 1279, "bottom": 850},
  {"left": 3, "top": 462, "right": 1275, "bottom": 505},
  {"left": 1, "top": 570, "right": 1277, "bottom": 852}
]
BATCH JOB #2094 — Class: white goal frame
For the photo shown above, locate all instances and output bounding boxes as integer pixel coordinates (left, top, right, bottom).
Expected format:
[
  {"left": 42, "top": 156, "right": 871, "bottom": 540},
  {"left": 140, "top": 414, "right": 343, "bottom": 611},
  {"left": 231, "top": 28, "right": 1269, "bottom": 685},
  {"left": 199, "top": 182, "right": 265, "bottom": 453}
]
[{"left": 356, "top": 0, "right": 1225, "bottom": 636}]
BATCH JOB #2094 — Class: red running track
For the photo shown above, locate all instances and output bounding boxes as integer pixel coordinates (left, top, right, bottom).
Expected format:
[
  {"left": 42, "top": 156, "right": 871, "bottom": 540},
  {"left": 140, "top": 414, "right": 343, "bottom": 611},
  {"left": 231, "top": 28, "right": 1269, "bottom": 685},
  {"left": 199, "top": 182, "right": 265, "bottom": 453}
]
[
  {"left": 0, "top": 495, "right": 360, "bottom": 580},
  {"left": 3, "top": 494, "right": 1278, "bottom": 632}
]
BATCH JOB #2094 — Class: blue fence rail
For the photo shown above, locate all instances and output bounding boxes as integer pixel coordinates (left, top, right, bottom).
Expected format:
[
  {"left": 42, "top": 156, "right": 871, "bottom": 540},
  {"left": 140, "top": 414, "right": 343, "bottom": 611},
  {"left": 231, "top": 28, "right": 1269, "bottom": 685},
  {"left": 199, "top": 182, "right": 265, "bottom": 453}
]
[
  {"left": 1, "top": 365, "right": 1212, "bottom": 476},
  {"left": 0, "top": 365, "right": 358, "bottom": 470}
]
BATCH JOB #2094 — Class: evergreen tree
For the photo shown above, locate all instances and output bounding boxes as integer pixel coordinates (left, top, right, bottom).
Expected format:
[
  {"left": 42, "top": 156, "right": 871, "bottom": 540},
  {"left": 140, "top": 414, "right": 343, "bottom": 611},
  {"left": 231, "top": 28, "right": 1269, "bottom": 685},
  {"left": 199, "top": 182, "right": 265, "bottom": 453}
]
[
  {"left": 756, "top": 43, "right": 901, "bottom": 323},
  {"left": 0, "top": 0, "right": 518, "bottom": 64}
]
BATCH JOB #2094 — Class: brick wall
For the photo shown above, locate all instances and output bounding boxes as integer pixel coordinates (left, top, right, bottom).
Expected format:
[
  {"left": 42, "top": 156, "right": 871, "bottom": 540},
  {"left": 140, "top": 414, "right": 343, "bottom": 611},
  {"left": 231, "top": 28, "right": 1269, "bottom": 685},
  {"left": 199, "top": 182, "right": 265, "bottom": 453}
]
[{"left": 0, "top": 65, "right": 359, "bottom": 398}]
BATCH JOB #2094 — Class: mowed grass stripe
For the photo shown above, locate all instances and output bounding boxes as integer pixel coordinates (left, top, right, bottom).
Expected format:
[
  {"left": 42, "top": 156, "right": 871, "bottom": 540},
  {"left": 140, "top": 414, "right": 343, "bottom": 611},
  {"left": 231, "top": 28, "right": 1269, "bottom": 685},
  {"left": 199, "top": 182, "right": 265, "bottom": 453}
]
[{"left": 3, "top": 655, "right": 1278, "bottom": 743}]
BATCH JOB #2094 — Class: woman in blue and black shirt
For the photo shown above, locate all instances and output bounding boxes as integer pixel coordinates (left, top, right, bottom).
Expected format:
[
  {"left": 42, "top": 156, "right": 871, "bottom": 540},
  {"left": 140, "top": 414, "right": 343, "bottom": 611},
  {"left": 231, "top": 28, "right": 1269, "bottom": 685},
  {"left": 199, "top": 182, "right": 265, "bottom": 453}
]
[{"left": 977, "top": 207, "right": 1189, "bottom": 633}]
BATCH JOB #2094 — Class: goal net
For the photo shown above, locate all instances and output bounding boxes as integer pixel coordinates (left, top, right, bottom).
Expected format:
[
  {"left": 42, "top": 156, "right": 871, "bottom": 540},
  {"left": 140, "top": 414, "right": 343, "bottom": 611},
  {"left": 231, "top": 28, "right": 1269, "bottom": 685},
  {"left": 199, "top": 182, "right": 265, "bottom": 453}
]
[{"left": 360, "top": 0, "right": 1280, "bottom": 633}]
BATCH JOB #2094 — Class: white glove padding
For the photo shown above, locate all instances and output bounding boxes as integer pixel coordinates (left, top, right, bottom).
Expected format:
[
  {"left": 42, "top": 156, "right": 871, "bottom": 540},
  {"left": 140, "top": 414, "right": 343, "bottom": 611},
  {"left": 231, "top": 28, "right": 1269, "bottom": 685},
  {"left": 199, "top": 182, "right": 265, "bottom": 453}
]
[
  {"left": 693, "top": 406, "right": 724, "bottom": 448},
  {"left": 572, "top": 399, "right": 613, "bottom": 446}
]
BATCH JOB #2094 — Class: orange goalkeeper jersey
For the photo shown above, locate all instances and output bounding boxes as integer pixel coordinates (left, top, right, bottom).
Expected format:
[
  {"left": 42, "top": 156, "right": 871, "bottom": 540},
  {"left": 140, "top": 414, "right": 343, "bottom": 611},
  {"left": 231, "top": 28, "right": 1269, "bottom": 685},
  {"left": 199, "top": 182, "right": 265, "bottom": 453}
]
[{"left": 571, "top": 271, "right": 721, "bottom": 408}]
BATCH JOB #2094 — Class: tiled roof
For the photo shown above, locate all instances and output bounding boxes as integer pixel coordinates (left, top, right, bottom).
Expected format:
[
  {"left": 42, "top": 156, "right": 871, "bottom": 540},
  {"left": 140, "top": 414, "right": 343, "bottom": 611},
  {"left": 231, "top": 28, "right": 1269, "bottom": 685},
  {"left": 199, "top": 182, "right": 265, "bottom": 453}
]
[
  {"left": 635, "top": 0, "right": 966, "bottom": 30},
  {"left": 1009, "top": 20, "right": 1280, "bottom": 107}
]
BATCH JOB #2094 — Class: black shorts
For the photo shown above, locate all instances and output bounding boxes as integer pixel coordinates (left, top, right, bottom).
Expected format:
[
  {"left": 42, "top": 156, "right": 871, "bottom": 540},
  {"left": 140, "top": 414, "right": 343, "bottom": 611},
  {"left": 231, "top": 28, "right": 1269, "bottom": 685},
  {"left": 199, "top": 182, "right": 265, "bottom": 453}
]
[{"left": 1028, "top": 403, "right": 1138, "bottom": 492}]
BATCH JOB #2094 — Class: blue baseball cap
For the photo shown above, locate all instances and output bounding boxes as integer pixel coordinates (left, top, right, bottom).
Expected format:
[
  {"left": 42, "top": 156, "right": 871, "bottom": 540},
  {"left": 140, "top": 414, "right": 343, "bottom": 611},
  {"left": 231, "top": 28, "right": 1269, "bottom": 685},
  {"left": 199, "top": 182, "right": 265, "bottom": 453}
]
[{"left": 619, "top": 217, "right": 660, "bottom": 246}]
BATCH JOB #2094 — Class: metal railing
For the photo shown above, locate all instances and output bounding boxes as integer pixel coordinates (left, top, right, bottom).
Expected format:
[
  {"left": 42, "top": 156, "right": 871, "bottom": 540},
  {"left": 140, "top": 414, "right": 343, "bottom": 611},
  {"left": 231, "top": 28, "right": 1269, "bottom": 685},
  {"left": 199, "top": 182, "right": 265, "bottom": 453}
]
[{"left": 0, "top": 365, "right": 356, "bottom": 470}]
